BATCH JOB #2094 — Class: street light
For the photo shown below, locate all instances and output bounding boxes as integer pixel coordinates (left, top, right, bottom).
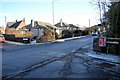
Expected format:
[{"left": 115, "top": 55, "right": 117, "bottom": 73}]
[{"left": 52, "top": 0, "right": 58, "bottom": 25}]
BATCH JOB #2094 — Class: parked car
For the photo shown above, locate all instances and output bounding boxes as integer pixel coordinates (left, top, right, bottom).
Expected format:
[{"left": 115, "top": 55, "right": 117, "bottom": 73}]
[
  {"left": 0, "top": 34, "right": 5, "bottom": 42},
  {"left": 92, "top": 32, "right": 98, "bottom": 36}
]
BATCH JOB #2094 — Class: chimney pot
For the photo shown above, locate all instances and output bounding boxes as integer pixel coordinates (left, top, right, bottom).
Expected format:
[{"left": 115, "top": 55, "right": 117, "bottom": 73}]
[
  {"left": 31, "top": 19, "right": 34, "bottom": 27},
  {"left": 23, "top": 18, "right": 25, "bottom": 22}
]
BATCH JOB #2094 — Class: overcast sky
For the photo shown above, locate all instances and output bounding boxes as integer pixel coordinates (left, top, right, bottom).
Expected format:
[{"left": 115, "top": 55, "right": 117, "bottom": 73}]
[{"left": 0, "top": 0, "right": 101, "bottom": 28}]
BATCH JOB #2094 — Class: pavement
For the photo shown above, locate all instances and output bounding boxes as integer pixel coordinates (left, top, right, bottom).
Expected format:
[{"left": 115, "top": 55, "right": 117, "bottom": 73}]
[
  {"left": 4, "top": 35, "right": 89, "bottom": 46},
  {"left": 85, "top": 51, "right": 120, "bottom": 64}
]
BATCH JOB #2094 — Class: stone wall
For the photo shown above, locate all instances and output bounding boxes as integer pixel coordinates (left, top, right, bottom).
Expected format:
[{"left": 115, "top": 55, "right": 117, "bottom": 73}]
[
  {"left": 4, "top": 34, "right": 31, "bottom": 43},
  {"left": 106, "top": 38, "right": 120, "bottom": 54},
  {"left": 5, "top": 28, "right": 33, "bottom": 38},
  {"left": 93, "top": 37, "right": 120, "bottom": 55}
]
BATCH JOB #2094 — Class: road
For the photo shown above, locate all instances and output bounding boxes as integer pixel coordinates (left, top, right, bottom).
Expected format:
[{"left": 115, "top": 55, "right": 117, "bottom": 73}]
[{"left": 2, "top": 36, "right": 120, "bottom": 79}]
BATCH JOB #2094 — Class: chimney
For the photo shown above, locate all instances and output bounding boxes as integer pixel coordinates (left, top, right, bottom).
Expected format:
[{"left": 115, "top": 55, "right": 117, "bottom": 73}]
[
  {"left": 60, "top": 19, "right": 62, "bottom": 27},
  {"left": 31, "top": 19, "right": 34, "bottom": 27},
  {"left": 23, "top": 18, "right": 25, "bottom": 22},
  {"left": 16, "top": 20, "right": 17, "bottom": 22},
  {"left": 5, "top": 16, "right": 7, "bottom": 27}
]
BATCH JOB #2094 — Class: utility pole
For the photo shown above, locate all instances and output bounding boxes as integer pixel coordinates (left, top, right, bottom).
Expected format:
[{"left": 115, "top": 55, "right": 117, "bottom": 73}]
[
  {"left": 52, "top": 1, "right": 55, "bottom": 25},
  {"left": 52, "top": 0, "right": 58, "bottom": 25},
  {"left": 89, "top": 18, "right": 91, "bottom": 27},
  {"left": 5, "top": 16, "right": 7, "bottom": 30}
]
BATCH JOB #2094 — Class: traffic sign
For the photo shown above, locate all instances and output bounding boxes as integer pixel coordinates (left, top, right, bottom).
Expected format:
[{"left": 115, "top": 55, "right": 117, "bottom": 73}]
[{"left": 99, "top": 38, "right": 106, "bottom": 47}]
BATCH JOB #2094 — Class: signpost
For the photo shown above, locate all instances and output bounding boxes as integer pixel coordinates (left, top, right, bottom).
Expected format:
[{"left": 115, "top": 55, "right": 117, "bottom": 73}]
[{"left": 99, "top": 38, "right": 106, "bottom": 47}]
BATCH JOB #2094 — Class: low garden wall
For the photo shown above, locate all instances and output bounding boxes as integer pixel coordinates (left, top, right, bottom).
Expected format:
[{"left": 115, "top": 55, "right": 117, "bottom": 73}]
[
  {"left": 93, "top": 37, "right": 120, "bottom": 55},
  {"left": 4, "top": 34, "right": 31, "bottom": 43}
]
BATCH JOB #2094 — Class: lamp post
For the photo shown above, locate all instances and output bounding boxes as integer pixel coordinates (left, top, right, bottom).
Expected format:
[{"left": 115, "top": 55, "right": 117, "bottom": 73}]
[{"left": 52, "top": 0, "right": 58, "bottom": 25}]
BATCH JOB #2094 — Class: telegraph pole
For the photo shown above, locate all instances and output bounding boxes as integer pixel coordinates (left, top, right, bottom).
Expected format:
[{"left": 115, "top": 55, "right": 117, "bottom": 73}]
[
  {"left": 52, "top": 0, "right": 59, "bottom": 25},
  {"left": 52, "top": 1, "right": 55, "bottom": 25},
  {"left": 5, "top": 16, "right": 7, "bottom": 30},
  {"left": 89, "top": 18, "right": 91, "bottom": 27}
]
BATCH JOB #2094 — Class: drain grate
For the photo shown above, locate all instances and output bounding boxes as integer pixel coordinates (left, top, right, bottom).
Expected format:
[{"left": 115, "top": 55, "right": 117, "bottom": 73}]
[{"left": 98, "top": 63, "right": 116, "bottom": 68}]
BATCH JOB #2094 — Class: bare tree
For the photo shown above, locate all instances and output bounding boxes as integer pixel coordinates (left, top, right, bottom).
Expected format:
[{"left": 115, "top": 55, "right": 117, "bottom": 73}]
[{"left": 91, "top": 0, "right": 110, "bottom": 24}]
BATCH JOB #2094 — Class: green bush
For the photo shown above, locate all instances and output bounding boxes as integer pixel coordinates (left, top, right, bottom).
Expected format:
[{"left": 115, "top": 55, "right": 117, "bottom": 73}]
[
  {"left": 55, "top": 32, "right": 62, "bottom": 39},
  {"left": 62, "top": 30, "right": 74, "bottom": 38},
  {"left": 82, "top": 30, "right": 89, "bottom": 35},
  {"left": 74, "top": 30, "right": 82, "bottom": 36},
  {"left": 36, "top": 29, "right": 55, "bottom": 42}
]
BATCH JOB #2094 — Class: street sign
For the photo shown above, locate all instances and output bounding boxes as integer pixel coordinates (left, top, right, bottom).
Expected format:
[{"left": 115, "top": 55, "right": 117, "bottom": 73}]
[{"left": 99, "top": 38, "right": 106, "bottom": 47}]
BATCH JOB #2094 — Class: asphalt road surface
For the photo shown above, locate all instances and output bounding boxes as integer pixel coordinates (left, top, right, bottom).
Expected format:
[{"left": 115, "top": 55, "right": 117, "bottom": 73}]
[{"left": 2, "top": 36, "right": 120, "bottom": 79}]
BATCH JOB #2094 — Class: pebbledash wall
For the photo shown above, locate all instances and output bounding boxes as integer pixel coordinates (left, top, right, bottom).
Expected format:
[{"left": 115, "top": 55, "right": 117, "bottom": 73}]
[{"left": 93, "top": 37, "right": 120, "bottom": 54}]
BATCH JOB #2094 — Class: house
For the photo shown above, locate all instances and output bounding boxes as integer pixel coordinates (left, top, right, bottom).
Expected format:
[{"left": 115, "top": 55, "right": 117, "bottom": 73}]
[
  {"left": 5, "top": 18, "right": 33, "bottom": 38},
  {"left": 85, "top": 25, "right": 99, "bottom": 35},
  {"left": 22, "top": 24, "right": 32, "bottom": 31},
  {"left": 55, "top": 19, "right": 79, "bottom": 30},
  {"left": 69, "top": 24, "right": 79, "bottom": 30},
  {"left": 85, "top": 24, "right": 106, "bottom": 35},
  {"left": 22, "top": 20, "right": 62, "bottom": 38},
  {"left": 55, "top": 20, "right": 70, "bottom": 30},
  {"left": 6, "top": 18, "right": 26, "bottom": 30},
  {"left": 5, "top": 22, "right": 15, "bottom": 33},
  {"left": 0, "top": 27, "right": 5, "bottom": 34},
  {"left": 5, "top": 18, "right": 26, "bottom": 34},
  {"left": 34, "top": 21, "right": 61, "bottom": 37}
]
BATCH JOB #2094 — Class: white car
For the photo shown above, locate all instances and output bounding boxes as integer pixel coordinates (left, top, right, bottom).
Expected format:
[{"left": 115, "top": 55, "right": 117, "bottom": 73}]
[{"left": 92, "top": 32, "right": 98, "bottom": 36}]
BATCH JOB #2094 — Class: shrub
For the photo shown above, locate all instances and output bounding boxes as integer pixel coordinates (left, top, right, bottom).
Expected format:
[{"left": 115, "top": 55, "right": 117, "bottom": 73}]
[
  {"left": 62, "top": 30, "right": 74, "bottom": 38},
  {"left": 74, "top": 30, "right": 82, "bottom": 37},
  {"left": 81, "top": 30, "right": 89, "bottom": 36},
  {"left": 55, "top": 32, "right": 62, "bottom": 39},
  {"left": 36, "top": 29, "right": 56, "bottom": 42}
]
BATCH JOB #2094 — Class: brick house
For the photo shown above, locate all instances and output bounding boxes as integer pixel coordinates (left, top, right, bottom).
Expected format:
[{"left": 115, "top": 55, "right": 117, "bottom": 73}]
[
  {"left": 5, "top": 18, "right": 33, "bottom": 38},
  {"left": 0, "top": 27, "right": 5, "bottom": 34}
]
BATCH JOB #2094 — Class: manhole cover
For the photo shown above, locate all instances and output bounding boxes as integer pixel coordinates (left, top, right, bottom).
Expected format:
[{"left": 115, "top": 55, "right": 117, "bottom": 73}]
[{"left": 98, "top": 63, "right": 115, "bottom": 68}]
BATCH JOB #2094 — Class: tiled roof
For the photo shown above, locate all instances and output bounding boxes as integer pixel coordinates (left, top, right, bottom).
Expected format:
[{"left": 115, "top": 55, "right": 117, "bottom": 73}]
[
  {"left": 7, "top": 22, "right": 15, "bottom": 27},
  {"left": 69, "top": 24, "right": 78, "bottom": 28},
  {"left": 55, "top": 22, "right": 69, "bottom": 27},
  {"left": 9, "top": 21, "right": 22, "bottom": 28},
  {"left": 62, "top": 22, "right": 69, "bottom": 26},
  {"left": 35, "top": 21, "right": 61, "bottom": 30},
  {"left": 22, "top": 24, "right": 32, "bottom": 29}
]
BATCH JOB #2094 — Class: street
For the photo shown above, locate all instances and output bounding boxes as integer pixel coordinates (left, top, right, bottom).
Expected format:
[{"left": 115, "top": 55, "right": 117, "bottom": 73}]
[{"left": 2, "top": 36, "right": 120, "bottom": 79}]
